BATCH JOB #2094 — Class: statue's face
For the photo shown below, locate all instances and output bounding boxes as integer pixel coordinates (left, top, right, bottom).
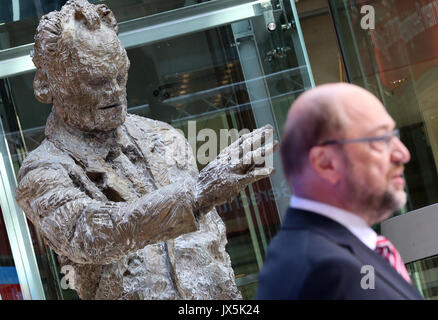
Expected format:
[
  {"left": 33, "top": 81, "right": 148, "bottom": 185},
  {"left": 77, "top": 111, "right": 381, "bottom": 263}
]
[{"left": 50, "top": 20, "right": 130, "bottom": 132}]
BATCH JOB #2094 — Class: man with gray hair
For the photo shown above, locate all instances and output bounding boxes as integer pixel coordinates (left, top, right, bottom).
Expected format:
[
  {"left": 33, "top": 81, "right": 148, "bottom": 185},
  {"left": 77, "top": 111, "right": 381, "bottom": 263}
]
[
  {"left": 257, "top": 83, "right": 423, "bottom": 299},
  {"left": 15, "top": 0, "right": 277, "bottom": 299}
]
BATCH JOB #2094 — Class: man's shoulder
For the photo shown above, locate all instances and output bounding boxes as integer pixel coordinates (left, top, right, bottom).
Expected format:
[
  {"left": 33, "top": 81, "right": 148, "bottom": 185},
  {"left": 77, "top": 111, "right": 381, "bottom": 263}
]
[
  {"left": 260, "top": 218, "right": 363, "bottom": 281},
  {"left": 266, "top": 224, "right": 354, "bottom": 264},
  {"left": 257, "top": 228, "right": 359, "bottom": 299}
]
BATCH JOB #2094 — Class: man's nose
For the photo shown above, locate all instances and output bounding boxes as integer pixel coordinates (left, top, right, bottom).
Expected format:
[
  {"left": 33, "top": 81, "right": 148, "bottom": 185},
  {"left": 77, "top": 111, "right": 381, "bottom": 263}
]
[{"left": 391, "top": 137, "right": 411, "bottom": 164}]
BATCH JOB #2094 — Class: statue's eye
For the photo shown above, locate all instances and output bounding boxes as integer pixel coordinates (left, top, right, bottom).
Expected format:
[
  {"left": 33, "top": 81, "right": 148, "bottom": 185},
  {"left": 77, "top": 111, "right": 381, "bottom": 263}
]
[
  {"left": 89, "top": 78, "right": 109, "bottom": 86},
  {"left": 116, "top": 74, "right": 125, "bottom": 84}
]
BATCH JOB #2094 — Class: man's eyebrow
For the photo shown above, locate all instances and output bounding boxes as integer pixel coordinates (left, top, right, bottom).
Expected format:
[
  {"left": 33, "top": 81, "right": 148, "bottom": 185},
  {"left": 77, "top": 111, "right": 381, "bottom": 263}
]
[{"left": 364, "top": 124, "right": 394, "bottom": 136}]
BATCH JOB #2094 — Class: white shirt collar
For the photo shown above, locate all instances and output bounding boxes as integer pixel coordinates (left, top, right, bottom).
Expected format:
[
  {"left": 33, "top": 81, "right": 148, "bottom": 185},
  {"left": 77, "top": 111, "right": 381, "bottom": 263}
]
[{"left": 290, "top": 195, "right": 377, "bottom": 250}]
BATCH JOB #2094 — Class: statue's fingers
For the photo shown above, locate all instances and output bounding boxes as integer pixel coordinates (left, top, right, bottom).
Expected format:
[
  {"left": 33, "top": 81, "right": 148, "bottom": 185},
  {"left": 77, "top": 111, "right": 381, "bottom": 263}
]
[
  {"left": 233, "top": 124, "right": 274, "bottom": 147},
  {"left": 252, "top": 166, "right": 275, "bottom": 177},
  {"left": 226, "top": 126, "right": 276, "bottom": 171},
  {"left": 227, "top": 136, "right": 263, "bottom": 167},
  {"left": 259, "top": 125, "right": 274, "bottom": 146},
  {"left": 237, "top": 167, "right": 275, "bottom": 186},
  {"left": 273, "top": 139, "right": 280, "bottom": 152},
  {"left": 246, "top": 124, "right": 274, "bottom": 147},
  {"left": 234, "top": 126, "right": 273, "bottom": 164},
  {"left": 241, "top": 139, "right": 279, "bottom": 169},
  {"left": 255, "top": 139, "right": 279, "bottom": 162}
]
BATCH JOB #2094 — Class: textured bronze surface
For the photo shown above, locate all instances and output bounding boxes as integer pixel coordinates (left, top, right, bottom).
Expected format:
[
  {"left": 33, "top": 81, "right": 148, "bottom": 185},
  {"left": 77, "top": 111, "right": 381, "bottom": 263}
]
[{"left": 15, "top": 0, "right": 278, "bottom": 300}]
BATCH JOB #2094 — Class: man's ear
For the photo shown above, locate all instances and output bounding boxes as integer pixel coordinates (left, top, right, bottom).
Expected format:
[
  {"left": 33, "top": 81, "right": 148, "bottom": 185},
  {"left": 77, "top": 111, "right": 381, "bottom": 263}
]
[
  {"left": 33, "top": 69, "right": 53, "bottom": 104},
  {"left": 308, "top": 146, "right": 340, "bottom": 185}
]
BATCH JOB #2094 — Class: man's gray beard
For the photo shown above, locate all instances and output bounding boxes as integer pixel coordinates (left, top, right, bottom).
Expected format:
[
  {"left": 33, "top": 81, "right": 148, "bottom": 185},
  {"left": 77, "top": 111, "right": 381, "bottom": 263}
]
[{"left": 343, "top": 158, "right": 403, "bottom": 223}]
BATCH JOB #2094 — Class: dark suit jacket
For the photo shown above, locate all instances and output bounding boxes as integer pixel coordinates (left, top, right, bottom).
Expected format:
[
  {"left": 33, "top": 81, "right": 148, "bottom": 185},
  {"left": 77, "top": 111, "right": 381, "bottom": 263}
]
[{"left": 256, "top": 208, "right": 424, "bottom": 299}]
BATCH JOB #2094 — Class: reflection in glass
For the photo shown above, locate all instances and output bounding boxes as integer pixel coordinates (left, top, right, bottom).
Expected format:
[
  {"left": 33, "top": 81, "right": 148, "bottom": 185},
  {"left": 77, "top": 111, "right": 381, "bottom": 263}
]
[
  {"left": 328, "top": 0, "right": 438, "bottom": 213},
  {"left": 329, "top": 0, "right": 438, "bottom": 299},
  {"left": 0, "top": 0, "right": 312, "bottom": 299},
  {"left": 0, "top": 209, "right": 23, "bottom": 300},
  {"left": 407, "top": 255, "right": 438, "bottom": 300},
  {"left": 0, "top": 0, "right": 236, "bottom": 50}
]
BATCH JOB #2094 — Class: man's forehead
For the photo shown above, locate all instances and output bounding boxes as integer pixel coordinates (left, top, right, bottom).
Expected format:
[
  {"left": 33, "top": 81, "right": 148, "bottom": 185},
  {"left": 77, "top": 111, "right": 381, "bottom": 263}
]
[{"left": 342, "top": 99, "right": 395, "bottom": 135}]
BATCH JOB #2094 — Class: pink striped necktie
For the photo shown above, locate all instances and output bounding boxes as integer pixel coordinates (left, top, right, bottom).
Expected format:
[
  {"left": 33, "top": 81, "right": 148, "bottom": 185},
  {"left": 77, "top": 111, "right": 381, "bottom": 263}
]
[{"left": 375, "top": 235, "right": 412, "bottom": 284}]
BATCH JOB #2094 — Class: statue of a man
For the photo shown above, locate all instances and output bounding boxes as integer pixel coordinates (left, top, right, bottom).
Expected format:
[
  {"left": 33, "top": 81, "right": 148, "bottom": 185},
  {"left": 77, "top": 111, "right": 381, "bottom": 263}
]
[{"left": 15, "top": 0, "right": 277, "bottom": 300}]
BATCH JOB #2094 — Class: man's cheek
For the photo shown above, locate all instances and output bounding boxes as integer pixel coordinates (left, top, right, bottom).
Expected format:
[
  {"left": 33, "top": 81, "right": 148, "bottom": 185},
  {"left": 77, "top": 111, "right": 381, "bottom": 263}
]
[{"left": 362, "top": 167, "right": 384, "bottom": 190}]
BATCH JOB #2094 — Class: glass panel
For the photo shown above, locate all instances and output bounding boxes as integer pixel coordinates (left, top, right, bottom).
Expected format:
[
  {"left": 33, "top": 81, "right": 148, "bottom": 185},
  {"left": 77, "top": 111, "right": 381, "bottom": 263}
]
[
  {"left": 0, "top": 0, "right": 313, "bottom": 299},
  {"left": 0, "top": 208, "right": 23, "bottom": 300},
  {"left": 0, "top": 78, "right": 63, "bottom": 300},
  {"left": 296, "top": 0, "right": 347, "bottom": 85},
  {"left": 1, "top": 0, "right": 70, "bottom": 49},
  {"left": 328, "top": 0, "right": 438, "bottom": 215},
  {"left": 25, "top": 219, "right": 63, "bottom": 299},
  {"left": 329, "top": 0, "right": 438, "bottom": 299},
  {"left": 0, "top": 0, "right": 254, "bottom": 50},
  {"left": 407, "top": 255, "right": 438, "bottom": 300}
]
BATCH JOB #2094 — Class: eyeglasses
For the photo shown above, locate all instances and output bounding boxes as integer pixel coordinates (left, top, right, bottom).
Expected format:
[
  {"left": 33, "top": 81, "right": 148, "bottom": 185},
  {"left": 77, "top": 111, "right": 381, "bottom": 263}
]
[{"left": 317, "top": 129, "right": 400, "bottom": 152}]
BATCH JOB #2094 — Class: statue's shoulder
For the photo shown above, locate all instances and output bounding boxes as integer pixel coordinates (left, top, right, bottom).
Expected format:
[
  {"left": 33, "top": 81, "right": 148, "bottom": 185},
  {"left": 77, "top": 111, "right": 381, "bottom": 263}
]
[
  {"left": 21, "top": 139, "right": 64, "bottom": 163},
  {"left": 17, "top": 139, "right": 72, "bottom": 181},
  {"left": 124, "top": 113, "right": 197, "bottom": 172},
  {"left": 125, "top": 113, "right": 185, "bottom": 139},
  {"left": 125, "top": 113, "right": 175, "bottom": 129}
]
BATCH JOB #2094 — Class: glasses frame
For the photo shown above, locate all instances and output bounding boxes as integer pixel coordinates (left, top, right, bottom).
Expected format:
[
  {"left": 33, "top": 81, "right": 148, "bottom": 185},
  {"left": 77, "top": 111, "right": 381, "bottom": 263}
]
[{"left": 317, "top": 129, "right": 400, "bottom": 148}]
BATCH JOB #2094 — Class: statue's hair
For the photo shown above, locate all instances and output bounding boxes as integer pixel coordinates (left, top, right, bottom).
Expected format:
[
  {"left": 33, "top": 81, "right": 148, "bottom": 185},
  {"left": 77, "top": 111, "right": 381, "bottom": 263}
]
[{"left": 31, "top": 0, "right": 118, "bottom": 72}]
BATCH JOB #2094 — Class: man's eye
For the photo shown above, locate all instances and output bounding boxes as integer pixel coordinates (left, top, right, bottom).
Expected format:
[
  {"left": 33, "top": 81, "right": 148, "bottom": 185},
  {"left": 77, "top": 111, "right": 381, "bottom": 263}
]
[{"left": 384, "top": 136, "right": 395, "bottom": 144}]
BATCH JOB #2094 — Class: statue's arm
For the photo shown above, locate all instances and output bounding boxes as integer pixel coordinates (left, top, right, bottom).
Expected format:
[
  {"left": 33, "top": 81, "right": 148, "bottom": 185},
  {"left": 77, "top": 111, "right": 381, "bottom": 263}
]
[
  {"left": 195, "top": 124, "right": 279, "bottom": 214},
  {"left": 16, "top": 164, "right": 198, "bottom": 265},
  {"left": 153, "top": 122, "right": 278, "bottom": 216}
]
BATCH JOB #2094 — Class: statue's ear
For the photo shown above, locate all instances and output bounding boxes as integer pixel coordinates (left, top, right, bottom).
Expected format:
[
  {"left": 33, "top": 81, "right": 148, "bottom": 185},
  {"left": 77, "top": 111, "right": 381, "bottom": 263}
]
[
  {"left": 96, "top": 4, "right": 118, "bottom": 34},
  {"left": 33, "top": 69, "right": 52, "bottom": 104}
]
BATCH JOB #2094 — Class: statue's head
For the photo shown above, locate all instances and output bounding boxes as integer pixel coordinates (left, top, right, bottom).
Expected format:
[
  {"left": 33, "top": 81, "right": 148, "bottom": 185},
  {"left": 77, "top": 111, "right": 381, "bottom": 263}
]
[{"left": 32, "top": 0, "right": 130, "bottom": 132}]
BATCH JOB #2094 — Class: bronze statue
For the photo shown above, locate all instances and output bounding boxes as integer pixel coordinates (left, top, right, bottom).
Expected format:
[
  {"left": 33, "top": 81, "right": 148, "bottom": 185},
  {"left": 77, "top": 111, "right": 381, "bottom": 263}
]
[{"left": 15, "top": 0, "right": 277, "bottom": 300}]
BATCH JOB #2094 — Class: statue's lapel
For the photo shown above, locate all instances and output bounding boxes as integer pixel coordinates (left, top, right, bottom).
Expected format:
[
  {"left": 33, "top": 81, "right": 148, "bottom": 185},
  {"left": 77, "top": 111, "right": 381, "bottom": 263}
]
[{"left": 122, "top": 115, "right": 172, "bottom": 188}]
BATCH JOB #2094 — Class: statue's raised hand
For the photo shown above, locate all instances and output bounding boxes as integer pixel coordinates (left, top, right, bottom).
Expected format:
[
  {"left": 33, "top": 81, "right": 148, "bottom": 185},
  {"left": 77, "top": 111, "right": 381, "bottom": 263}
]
[{"left": 195, "top": 124, "right": 279, "bottom": 214}]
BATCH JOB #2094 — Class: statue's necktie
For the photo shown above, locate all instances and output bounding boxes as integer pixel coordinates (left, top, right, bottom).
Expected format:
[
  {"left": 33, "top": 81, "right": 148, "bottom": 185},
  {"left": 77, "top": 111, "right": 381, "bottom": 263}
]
[{"left": 375, "top": 235, "right": 412, "bottom": 283}]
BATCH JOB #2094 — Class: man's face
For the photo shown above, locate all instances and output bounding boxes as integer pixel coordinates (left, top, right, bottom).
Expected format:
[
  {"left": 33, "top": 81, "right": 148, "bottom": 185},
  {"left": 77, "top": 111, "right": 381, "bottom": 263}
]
[
  {"left": 50, "top": 20, "right": 129, "bottom": 132},
  {"left": 337, "top": 93, "right": 411, "bottom": 224}
]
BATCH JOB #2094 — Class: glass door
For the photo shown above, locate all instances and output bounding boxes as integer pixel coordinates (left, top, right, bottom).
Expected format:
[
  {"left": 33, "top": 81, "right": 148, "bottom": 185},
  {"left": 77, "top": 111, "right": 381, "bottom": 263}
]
[
  {"left": 0, "top": 0, "right": 314, "bottom": 299},
  {"left": 0, "top": 208, "right": 22, "bottom": 300},
  {"left": 0, "top": 118, "right": 46, "bottom": 300},
  {"left": 328, "top": 0, "right": 438, "bottom": 299}
]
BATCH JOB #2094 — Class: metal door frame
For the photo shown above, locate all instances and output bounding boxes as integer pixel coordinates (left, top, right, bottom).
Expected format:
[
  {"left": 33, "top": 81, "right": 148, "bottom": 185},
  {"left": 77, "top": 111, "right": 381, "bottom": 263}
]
[{"left": 0, "top": 119, "right": 45, "bottom": 299}]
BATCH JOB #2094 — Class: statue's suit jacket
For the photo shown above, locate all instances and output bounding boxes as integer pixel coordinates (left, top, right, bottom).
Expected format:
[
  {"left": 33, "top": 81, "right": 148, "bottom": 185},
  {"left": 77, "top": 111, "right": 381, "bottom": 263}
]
[
  {"left": 16, "top": 111, "right": 240, "bottom": 300},
  {"left": 256, "top": 208, "right": 424, "bottom": 299}
]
